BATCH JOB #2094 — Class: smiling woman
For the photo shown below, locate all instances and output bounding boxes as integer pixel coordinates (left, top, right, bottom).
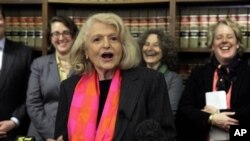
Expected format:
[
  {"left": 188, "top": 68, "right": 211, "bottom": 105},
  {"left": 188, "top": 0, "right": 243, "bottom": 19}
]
[
  {"left": 26, "top": 16, "right": 78, "bottom": 141},
  {"left": 51, "top": 13, "right": 176, "bottom": 141},
  {"left": 176, "top": 19, "right": 250, "bottom": 141},
  {"left": 138, "top": 29, "right": 183, "bottom": 116}
]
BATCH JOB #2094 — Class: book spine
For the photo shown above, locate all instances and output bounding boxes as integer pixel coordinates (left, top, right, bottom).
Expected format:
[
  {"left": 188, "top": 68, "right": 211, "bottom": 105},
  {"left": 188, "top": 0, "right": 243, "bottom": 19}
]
[
  {"left": 238, "top": 8, "right": 248, "bottom": 48},
  {"left": 5, "top": 16, "right": 12, "bottom": 40},
  {"left": 27, "top": 16, "right": 35, "bottom": 48},
  {"left": 19, "top": 17, "right": 28, "bottom": 45},
  {"left": 12, "top": 16, "right": 20, "bottom": 43},
  {"left": 34, "top": 16, "right": 43, "bottom": 50},
  {"left": 130, "top": 9, "right": 140, "bottom": 40},
  {"left": 180, "top": 8, "right": 190, "bottom": 48},
  {"left": 139, "top": 9, "right": 148, "bottom": 36},
  {"left": 189, "top": 8, "right": 199, "bottom": 48}
]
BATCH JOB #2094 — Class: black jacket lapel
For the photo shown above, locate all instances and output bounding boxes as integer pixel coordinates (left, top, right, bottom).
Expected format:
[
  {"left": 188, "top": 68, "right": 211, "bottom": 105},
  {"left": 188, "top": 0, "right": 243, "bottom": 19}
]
[
  {"left": 114, "top": 69, "right": 143, "bottom": 140},
  {"left": 205, "top": 64, "right": 214, "bottom": 92},
  {"left": 0, "top": 40, "right": 16, "bottom": 90},
  {"left": 231, "top": 60, "right": 246, "bottom": 106}
]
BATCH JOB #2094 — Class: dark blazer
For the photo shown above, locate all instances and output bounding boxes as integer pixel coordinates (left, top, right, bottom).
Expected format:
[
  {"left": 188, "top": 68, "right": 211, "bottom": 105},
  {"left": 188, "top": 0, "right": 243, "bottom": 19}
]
[
  {"left": 176, "top": 59, "right": 250, "bottom": 141},
  {"left": 163, "top": 71, "right": 183, "bottom": 115},
  {"left": 26, "top": 54, "right": 68, "bottom": 141},
  {"left": 0, "top": 39, "right": 32, "bottom": 141},
  {"left": 55, "top": 67, "right": 176, "bottom": 141}
]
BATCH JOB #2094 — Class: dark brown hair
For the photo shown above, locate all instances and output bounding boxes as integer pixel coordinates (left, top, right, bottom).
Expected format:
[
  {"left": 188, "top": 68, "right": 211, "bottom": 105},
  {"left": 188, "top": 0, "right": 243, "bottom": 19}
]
[
  {"left": 47, "top": 15, "right": 78, "bottom": 49},
  {"left": 138, "top": 28, "right": 179, "bottom": 71}
]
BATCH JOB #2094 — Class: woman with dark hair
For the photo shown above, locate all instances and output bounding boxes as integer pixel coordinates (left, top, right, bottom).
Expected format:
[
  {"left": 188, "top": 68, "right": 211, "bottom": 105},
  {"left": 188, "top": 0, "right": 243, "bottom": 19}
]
[
  {"left": 138, "top": 29, "right": 183, "bottom": 115},
  {"left": 176, "top": 19, "right": 250, "bottom": 141},
  {"left": 26, "top": 16, "right": 78, "bottom": 141}
]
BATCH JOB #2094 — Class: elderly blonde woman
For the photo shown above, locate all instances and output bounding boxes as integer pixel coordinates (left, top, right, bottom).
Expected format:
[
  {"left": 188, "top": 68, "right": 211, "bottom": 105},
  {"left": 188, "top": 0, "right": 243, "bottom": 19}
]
[{"left": 49, "top": 13, "right": 176, "bottom": 141}]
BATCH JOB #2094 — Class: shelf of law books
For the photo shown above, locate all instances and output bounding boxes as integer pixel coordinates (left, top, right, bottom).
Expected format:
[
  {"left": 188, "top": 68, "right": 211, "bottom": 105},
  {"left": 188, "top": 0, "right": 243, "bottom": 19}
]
[
  {"left": 178, "top": 5, "right": 250, "bottom": 51},
  {"left": 176, "top": 2, "right": 250, "bottom": 81},
  {"left": 3, "top": 4, "right": 43, "bottom": 51},
  {"left": 49, "top": 3, "right": 169, "bottom": 40}
]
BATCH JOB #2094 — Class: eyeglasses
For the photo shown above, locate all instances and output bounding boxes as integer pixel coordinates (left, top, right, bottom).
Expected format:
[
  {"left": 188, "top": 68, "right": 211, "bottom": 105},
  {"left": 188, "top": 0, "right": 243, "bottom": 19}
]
[{"left": 51, "top": 30, "right": 71, "bottom": 39}]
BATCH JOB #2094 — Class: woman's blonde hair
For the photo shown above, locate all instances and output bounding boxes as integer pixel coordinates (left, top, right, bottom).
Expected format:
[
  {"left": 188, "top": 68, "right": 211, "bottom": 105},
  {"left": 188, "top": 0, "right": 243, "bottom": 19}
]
[
  {"left": 207, "top": 18, "right": 244, "bottom": 56},
  {"left": 70, "top": 13, "right": 141, "bottom": 74}
]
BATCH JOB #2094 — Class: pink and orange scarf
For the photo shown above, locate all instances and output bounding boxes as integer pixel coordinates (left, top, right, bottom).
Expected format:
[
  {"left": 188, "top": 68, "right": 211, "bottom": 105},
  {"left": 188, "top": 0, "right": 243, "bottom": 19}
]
[{"left": 68, "top": 69, "right": 121, "bottom": 141}]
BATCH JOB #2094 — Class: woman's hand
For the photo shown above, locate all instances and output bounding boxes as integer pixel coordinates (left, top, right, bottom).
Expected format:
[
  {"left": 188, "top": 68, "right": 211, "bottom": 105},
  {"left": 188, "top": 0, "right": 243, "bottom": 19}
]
[
  {"left": 211, "top": 112, "right": 239, "bottom": 131},
  {"left": 202, "top": 105, "right": 219, "bottom": 114},
  {"left": 47, "top": 135, "right": 64, "bottom": 141}
]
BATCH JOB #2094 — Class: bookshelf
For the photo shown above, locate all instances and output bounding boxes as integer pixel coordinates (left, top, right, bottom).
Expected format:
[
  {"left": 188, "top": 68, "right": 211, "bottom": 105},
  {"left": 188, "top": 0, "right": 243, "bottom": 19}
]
[
  {"left": 2, "top": 0, "right": 250, "bottom": 79},
  {"left": 0, "top": 0, "right": 44, "bottom": 55},
  {"left": 175, "top": 0, "right": 250, "bottom": 80},
  {"left": 47, "top": 0, "right": 169, "bottom": 4},
  {"left": 0, "top": 0, "right": 41, "bottom": 4},
  {"left": 43, "top": 0, "right": 170, "bottom": 53}
]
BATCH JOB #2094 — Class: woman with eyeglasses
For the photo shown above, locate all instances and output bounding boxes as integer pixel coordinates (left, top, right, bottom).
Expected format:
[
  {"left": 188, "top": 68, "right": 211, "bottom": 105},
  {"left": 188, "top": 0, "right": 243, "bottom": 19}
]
[
  {"left": 26, "top": 16, "right": 78, "bottom": 141},
  {"left": 176, "top": 19, "right": 250, "bottom": 141}
]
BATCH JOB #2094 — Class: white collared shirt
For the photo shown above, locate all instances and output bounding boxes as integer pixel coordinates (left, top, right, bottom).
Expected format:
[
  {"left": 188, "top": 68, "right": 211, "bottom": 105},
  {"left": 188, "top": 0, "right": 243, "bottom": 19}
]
[{"left": 0, "top": 37, "right": 5, "bottom": 70}]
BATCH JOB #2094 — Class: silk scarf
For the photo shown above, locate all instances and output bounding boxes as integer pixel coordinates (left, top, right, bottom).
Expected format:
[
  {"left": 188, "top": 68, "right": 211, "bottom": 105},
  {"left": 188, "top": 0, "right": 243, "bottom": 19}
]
[
  {"left": 157, "top": 63, "right": 168, "bottom": 74},
  {"left": 212, "top": 56, "right": 240, "bottom": 93},
  {"left": 68, "top": 69, "right": 121, "bottom": 141}
]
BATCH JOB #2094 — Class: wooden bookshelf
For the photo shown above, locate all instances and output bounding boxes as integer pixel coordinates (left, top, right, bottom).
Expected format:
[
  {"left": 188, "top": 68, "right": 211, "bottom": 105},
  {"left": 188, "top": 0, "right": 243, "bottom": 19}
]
[
  {"left": 2, "top": 0, "right": 250, "bottom": 77},
  {"left": 175, "top": 0, "right": 250, "bottom": 79},
  {"left": 43, "top": 0, "right": 170, "bottom": 53},
  {"left": 179, "top": 48, "right": 211, "bottom": 53},
  {"left": 48, "top": 0, "right": 169, "bottom": 4},
  {"left": 0, "top": 0, "right": 41, "bottom": 4},
  {"left": 176, "top": 0, "right": 249, "bottom": 2},
  {"left": 0, "top": 0, "right": 44, "bottom": 55}
]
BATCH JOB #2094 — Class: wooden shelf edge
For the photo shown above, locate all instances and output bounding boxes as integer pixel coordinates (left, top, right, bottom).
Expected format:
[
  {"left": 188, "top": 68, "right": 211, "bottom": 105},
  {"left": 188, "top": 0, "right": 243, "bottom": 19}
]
[
  {"left": 178, "top": 48, "right": 211, "bottom": 53},
  {"left": 176, "top": 0, "right": 247, "bottom": 2},
  {"left": 48, "top": 0, "right": 169, "bottom": 4},
  {"left": 179, "top": 48, "right": 250, "bottom": 53},
  {"left": 243, "top": 48, "right": 250, "bottom": 53},
  {"left": 0, "top": 0, "right": 42, "bottom": 4}
]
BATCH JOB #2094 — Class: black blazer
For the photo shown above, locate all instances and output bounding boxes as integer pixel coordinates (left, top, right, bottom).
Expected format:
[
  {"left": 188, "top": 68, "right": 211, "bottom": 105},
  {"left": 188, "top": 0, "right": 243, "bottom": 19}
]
[
  {"left": 176, "top": 59, "right": 250, "bottom": 141},
  {"left": 0, "top": 39, "right": 32, "bottom": 141},
  {"left": 55, "top": 67, "right": 176, "bottom": 141}
]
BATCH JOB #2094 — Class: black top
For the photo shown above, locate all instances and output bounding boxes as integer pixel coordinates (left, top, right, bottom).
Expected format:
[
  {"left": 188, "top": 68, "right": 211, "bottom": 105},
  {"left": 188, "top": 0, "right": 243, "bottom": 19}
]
[
  {"left": 97, "top": 79, "right": 111, "bottom": 125},
  {"left": 55, "top": 67, "right": 176, "bottom": 141},
  {"left": 176, "top": 59, "right": 250, "bottom": 141}
]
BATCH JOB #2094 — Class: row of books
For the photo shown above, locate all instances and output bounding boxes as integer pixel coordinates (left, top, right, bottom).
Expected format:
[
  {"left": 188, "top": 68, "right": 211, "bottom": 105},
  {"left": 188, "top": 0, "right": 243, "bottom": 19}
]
[
  {"left": 56, "top": 6, "right": 169, "bottom": 39},
  {"left": 5, "top": 16, "right": 43, "bottom": 50},
  {"left": 179, "top": 7, "right": 250, "bottom": 49},
  {"left": 4, "top": 7, "right": 42, "bottom": 50},
  {"left": 3, "top": 6, "right": 170, "bottom": 49},
  {"left": 68, "top": 16, "right": 169, "bottom": 39}
]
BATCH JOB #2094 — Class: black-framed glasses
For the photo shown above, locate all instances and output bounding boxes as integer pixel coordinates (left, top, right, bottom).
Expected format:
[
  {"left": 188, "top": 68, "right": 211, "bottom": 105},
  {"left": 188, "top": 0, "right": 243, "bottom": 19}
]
[{"left": 51, "top": 30, "right": 71, "bottom": 39}]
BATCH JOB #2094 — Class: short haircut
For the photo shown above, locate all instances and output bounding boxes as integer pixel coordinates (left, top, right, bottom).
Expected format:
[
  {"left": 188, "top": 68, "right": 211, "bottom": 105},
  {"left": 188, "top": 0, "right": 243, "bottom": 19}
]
[
  {"left": 207, "top": 18, "right": 243, "bottom": 56},
  {"left": 70, "top": 13, "right": 141, "bottom": 74},
  {"left": 47, "top": 15, "right": 78, "bottom": 45}
]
